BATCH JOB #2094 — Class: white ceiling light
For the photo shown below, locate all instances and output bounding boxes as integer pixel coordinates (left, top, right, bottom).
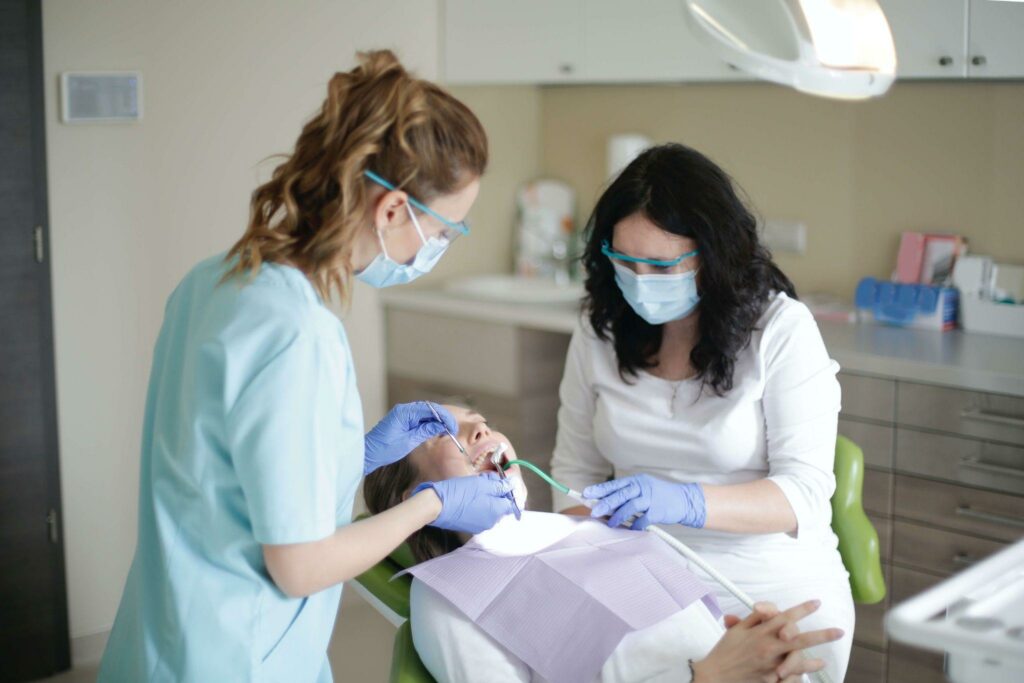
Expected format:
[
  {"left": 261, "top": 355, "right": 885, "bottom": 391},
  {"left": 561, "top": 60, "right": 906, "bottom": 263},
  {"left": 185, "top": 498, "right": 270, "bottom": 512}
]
[{"left": 685, "top": 0, "right": 897, "bottom": 100}]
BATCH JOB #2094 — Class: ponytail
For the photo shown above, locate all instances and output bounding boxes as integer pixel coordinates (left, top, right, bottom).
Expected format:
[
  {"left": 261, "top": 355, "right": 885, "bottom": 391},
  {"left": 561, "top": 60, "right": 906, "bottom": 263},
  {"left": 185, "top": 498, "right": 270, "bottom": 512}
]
[{"left": 226, "top": 49, "right": 488, "bottom": 301}]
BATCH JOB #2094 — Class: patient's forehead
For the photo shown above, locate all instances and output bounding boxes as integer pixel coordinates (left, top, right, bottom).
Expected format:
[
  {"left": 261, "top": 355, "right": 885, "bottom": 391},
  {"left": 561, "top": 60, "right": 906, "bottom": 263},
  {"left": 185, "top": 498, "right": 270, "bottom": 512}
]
[{"left": 443, "top": 404, "right": 485, "bottom": 423}]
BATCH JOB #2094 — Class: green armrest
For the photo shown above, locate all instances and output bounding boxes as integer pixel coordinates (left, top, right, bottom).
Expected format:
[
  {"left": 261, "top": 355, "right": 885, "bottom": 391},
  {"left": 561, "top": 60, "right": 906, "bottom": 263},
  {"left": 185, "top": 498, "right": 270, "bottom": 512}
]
[
  {"left": 354, "top": 557, "right": 412, "bottom": 619},
  {"left": 390, "top": 621, "right": 437, "bottom": 683},
  {"left": 831, "top": 436, "right": 887, "bottom": 605}
]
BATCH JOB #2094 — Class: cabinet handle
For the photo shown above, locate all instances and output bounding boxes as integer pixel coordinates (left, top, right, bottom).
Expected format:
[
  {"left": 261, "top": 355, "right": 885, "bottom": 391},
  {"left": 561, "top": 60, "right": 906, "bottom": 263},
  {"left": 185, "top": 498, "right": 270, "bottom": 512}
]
[
  {"left": 959, "top": 456, "right": 1024, "bottom": 479},
  {"left": 955, "top": 505, "right": 1024, "bottom": 529},
  {"left": 959, "top": 408, "right": 1024, "bottom": 429},
  {"left": 46, "top": 509, "right": 59, "bottom": 544},
  {"left": 558, "top": 63, "right": 574, "bottom": 75},
  {"left": 971, "top": 55, "right": 987, "bottom": 67},
  {"left": 952, "top": 552, "right": 977, "bottom": 567},
  {"left": 938, "top": 56, "right": 953, "bottom": 67}
]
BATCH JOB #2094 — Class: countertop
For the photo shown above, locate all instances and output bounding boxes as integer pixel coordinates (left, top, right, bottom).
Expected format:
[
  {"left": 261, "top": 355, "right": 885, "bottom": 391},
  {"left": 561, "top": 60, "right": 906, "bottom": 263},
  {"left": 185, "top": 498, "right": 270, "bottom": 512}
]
[{"left": 381, "top": 289, "right": 1024, "bottom": 398}]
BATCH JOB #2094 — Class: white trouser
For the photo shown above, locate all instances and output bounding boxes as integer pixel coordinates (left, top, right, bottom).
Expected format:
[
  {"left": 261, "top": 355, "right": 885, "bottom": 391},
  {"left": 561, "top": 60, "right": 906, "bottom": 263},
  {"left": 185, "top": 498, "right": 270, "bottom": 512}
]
[{"left": 678, "top": 542, "right": 856, "bottom": 683}]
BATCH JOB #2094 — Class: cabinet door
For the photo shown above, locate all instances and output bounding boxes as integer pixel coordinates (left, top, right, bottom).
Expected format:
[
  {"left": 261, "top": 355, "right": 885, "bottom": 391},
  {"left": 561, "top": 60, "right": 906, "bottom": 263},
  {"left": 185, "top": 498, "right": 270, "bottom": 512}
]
[
  {"left": 968, "top": 0, "right": 1024, "bottom": 77},
  {"left": 879, "top": 0, "right": 967, "bottom": 78},
  {"left": 582, "top": 0, "right": 744, "bottom": 82},
  {"left": 443, "top": 0, "right": 585, "bottom": 84}
]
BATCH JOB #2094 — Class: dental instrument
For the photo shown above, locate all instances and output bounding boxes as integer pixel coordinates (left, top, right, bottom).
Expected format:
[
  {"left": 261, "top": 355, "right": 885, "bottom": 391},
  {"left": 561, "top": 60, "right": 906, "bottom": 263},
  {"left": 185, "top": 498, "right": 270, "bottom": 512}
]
[
  {"left": 503, "top": 458, "right": 833, "bottom": 683},
  {"left": 427, "top": 402, "right": 468, "bottom": 459},
  {"left": 490, "top": 443, "right": 521, "bottom": 520}
]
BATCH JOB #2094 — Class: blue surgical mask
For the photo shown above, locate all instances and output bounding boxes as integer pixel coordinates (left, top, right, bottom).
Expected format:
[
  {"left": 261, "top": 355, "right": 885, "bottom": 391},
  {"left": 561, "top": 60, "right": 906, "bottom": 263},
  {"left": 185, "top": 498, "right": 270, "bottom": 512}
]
[
  {"left": 356, "top": 204, "right": 449, "bottom": 288},
  {"left": 611, "top": 260, "right": 700, "bottom": 324}
]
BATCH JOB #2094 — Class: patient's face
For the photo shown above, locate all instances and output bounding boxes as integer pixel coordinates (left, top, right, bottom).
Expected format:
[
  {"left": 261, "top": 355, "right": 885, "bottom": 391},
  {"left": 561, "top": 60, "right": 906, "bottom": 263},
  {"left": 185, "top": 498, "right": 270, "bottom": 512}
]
[{"left": 408, "top": 405, "right": 522, "bottom": 485}]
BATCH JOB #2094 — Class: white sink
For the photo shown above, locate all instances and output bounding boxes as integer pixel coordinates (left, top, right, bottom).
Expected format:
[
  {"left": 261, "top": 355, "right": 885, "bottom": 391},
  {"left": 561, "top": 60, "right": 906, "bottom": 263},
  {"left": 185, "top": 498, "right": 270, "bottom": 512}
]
[{"left": 444, "top": 275, "right": 583, "bottom": 305}]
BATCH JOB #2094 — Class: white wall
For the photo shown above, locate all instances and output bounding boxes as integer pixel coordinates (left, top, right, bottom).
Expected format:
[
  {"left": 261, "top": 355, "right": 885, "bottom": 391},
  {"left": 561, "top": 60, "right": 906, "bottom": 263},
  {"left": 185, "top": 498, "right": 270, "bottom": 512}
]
[{"left": 42, "top": 0, "right": 439, "bottom": 649}]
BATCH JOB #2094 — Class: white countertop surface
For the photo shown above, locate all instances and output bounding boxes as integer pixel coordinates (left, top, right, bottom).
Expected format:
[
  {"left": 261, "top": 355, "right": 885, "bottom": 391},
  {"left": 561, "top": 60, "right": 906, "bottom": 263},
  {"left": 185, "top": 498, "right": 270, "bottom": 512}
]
[{"left": 382, "top": 289, "right": 1024, "bottom": 397}]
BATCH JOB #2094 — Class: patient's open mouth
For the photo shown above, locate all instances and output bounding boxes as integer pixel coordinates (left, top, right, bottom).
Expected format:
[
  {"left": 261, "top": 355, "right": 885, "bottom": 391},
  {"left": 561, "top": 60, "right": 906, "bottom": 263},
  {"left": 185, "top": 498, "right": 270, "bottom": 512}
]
[{"left": 471, "top": 443, "right": 509, "bottom": 473}]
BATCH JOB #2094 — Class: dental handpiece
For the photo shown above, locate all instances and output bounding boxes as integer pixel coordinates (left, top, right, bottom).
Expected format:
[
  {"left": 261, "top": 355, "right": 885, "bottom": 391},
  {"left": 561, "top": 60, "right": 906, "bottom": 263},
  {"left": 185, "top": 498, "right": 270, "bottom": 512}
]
[{"left": 490, "top": 443, "right": 522, "bottom": 520}]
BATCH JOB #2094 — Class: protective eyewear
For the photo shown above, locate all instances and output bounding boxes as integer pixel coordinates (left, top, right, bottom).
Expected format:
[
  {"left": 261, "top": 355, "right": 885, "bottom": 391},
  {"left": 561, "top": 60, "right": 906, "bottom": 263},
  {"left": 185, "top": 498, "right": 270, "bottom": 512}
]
[
  {"left": 601, "top": 240, "right": 699, "bottom": 268},
  {"left": 364, "top": 170, "right": 471, "bottom": 243}
]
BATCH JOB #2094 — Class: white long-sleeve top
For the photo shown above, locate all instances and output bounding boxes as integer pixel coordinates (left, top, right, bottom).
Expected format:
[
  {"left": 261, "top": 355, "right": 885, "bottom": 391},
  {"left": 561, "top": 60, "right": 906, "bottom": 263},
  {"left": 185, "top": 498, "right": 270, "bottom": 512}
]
[{"left": 550, "top": 292, "right": 843, "bottom": 561}]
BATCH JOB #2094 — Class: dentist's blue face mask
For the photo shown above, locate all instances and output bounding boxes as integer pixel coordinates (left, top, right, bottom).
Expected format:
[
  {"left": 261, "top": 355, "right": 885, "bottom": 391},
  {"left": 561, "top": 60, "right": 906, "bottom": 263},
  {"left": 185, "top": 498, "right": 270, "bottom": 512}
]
[
  {"left": 356, "top": 170, "right": 471, "bottom": 289},
  {"left": 602, "top": 240, "right": 701, "bottom": 325}
]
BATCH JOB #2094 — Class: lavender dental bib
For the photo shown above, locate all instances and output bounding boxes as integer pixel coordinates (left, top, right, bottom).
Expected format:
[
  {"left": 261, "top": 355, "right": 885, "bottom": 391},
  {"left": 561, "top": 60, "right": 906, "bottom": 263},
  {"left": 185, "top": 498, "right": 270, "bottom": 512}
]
[{"left": 402, "top": 513, "right": 720, "bottom": 683}]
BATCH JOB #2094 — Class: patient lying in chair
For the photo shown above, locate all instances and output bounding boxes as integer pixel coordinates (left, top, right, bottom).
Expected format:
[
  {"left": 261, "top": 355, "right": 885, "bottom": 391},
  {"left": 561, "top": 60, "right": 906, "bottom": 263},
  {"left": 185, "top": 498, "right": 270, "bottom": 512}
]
[{"left": 364, "top": 406, "right": 841, "bottom": 683}]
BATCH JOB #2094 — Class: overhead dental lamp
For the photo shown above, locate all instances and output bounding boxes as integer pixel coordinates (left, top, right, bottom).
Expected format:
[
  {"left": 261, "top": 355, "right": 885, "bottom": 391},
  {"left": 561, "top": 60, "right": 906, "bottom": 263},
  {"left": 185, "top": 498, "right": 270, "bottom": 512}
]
[{"left": 684, "top": 0, "right": 897, "bottom": 100}]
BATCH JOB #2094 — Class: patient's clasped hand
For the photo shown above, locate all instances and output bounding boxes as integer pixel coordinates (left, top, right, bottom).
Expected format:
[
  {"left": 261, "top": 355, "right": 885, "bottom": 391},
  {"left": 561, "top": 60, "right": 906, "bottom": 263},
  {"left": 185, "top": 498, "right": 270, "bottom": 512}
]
[{"left": 364, "top": 406, "right": 843, "bottom": 683}]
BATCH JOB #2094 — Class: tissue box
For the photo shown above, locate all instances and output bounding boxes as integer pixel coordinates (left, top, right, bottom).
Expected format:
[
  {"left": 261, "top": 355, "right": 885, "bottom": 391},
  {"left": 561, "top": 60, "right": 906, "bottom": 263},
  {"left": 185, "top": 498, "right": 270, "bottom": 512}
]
[{"left": 855, "top": 277, "right": 958, "bottom": 331}]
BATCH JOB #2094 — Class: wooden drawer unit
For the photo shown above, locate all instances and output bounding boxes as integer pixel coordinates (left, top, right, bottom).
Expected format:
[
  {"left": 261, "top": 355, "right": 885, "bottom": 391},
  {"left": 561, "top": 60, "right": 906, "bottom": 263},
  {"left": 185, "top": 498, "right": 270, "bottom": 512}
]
[
  {"left": 839, "top": 417, "right": 894, "bottom": 469},
  {"left": 847, "top": 643, "right": 887, "bottom": 683},
  {"left": 888, "top": 566, "right": 947, "bottom": 683},
  {"left": 853, "top": 560, "right": 891, "bottom": 650},
  {"left": 892, "top": 519, "right": 1006, "bottom": 576},
  {"left": 386, "top": 309, "right": 569, "bottom": 398},
  {"left": 838, "top": 372, "right": 896, "bottom": 423},
  {"left": 864, "top": 468, "right": 894, "bottom": 518},
  {"left": 888, "top": 643, "right": 946, "bottom": 683},
  {"left": 896, "top": 381, "right": 1024, "bottom": 445},
  {"left": 894, "top": 474, "right": 1024, "bottom": 543},
  {"left": 895, "top": 427, "right": 1024, "bottom": 496}
]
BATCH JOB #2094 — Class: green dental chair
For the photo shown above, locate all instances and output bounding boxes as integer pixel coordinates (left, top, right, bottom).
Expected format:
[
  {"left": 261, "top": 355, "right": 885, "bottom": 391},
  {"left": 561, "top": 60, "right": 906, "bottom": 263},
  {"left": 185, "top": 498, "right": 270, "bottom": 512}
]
[{"left": 352, "top": 435, "right": 886, "bottom": 683}]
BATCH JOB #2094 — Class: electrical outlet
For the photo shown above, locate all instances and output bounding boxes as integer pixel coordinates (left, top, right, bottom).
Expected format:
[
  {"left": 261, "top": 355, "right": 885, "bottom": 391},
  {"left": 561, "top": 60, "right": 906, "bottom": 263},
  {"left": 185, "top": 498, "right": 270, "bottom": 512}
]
[{"left": 761, "top": 220, "right": 807, "bottom": 255}]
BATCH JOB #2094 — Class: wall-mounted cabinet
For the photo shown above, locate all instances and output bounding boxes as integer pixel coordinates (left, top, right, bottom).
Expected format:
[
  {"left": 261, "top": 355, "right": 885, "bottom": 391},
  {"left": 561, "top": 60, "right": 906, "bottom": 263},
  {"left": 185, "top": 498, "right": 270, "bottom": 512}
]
[
  {"left": 882, "top": 0, "right": 1024, "bottom": 80},
  {"left": 442, "top": 0, "right": 745, "bottom": 85},
  {"left": 967, "top": 0, "right": 1024, "bottom": 77},
  {"left": 880, "top": 0, "right": 968, "bottom": 78},
  {"left": 444, "top": 0, "right": 1024, "bottom": 85}
]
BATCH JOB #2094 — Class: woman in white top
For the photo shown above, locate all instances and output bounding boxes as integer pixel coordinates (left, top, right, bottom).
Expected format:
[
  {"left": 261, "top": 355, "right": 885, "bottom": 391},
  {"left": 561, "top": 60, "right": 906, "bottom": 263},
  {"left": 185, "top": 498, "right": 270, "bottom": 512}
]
[{"left": 552, "top": 143, "right": 854, "bottom": 682}]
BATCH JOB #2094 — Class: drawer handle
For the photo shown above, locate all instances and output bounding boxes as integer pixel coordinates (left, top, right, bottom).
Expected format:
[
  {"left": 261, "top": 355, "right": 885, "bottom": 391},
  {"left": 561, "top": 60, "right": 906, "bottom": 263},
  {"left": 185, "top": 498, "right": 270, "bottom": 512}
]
[
  {"left": 959, "top": 457, "right": 1024, "bottom": 479},
  {"left": 959, "top": 408, "right": 1024, "bottom": 429},
  {"left": 955, "top": 505, "right": 1024, "bottom": 529},
  {"left": 952, "top": 552, "right": 978, "bottom": 567}
]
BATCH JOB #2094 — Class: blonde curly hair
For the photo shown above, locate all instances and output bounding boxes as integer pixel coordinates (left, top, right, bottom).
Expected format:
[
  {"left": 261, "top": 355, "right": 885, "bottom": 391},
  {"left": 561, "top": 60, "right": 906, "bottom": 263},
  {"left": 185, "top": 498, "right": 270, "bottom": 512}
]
[{"left": 226, "top": 49, "right": 488, "bottom": 301}]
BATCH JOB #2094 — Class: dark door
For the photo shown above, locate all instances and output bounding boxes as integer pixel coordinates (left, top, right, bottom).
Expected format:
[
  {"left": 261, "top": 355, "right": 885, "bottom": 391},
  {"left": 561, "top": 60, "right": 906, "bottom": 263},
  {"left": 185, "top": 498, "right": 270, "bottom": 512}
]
[{"left": 0, "top": 0, "right": 71, "bottom": 680}]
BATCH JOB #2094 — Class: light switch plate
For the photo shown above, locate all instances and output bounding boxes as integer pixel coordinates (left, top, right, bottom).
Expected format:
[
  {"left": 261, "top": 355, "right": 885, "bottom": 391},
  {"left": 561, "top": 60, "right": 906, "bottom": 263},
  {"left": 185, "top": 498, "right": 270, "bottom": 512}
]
[{"left": 60, "top": 71, "right": 142, "bottom": 124}]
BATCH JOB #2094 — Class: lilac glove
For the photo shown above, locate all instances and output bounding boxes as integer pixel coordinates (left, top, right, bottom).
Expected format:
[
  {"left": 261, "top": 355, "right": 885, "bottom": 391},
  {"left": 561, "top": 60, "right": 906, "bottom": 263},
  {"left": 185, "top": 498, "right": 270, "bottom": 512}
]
[
  {"left": 584, "top": 474, "right": 706, "bottom": 531},
  {"left": 364, "top": 402, "right": 457, "bottom": 476},
  {"left": 414, "top": 472, "right": 516, "bottom": 534}
]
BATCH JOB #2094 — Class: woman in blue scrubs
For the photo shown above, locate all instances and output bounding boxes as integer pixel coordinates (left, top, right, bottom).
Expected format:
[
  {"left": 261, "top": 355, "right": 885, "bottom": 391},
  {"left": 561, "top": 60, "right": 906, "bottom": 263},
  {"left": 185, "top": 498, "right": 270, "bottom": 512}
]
[{"left": 97, "top": 50, "right": 514, "bottom": 682}]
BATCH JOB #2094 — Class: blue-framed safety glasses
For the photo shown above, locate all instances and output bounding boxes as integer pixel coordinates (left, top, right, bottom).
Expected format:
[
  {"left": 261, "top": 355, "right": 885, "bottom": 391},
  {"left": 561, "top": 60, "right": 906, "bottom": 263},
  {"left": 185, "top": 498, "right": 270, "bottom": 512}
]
[
  {"left": 364, "top": 170, "right": 471, "bottom": 243},
  {"left": 601, "top": 240, "right": 699, "bottom": 269}
]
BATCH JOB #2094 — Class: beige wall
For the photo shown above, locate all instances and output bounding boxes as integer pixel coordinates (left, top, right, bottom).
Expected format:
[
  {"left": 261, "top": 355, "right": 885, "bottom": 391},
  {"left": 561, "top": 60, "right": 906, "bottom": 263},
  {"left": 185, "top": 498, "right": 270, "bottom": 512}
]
[
  {"left": 43, "top": 0, "right": 439, "bottom": 648},
  {"left": 540, "top": 82, "right": 1024, "bottom": 297}
]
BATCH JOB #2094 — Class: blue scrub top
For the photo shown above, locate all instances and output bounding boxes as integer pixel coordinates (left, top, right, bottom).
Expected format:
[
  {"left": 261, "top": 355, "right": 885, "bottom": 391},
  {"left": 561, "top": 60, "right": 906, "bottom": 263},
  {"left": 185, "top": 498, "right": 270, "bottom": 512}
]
[{"left": 98, "top": 254, "right": 364, "bottom": 683}]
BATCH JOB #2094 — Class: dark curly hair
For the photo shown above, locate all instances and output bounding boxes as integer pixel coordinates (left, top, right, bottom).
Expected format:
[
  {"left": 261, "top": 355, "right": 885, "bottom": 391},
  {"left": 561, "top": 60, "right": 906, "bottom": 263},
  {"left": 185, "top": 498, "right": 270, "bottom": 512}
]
[{"left": 582, "top": 143, "right": 796, "bottom": 396}]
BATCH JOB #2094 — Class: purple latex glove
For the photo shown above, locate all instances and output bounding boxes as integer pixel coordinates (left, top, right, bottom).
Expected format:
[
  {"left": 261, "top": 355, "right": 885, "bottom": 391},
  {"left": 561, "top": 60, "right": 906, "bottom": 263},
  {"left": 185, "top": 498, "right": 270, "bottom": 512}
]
[
  {"left": 584, "top": 474, "right": 706, "bottom": 531},
  {"left": 364, "top": 401, "right": 457, "bottom": 476},
  {"left": 414, "top": 472, "right": 516, "bottom": 534}
]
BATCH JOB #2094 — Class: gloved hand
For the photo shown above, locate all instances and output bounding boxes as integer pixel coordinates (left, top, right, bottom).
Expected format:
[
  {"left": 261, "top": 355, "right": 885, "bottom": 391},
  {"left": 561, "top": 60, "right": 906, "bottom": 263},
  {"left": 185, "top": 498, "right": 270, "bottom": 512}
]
[
  {"left": 414, "top": 472, "right": 516, "bottom": 534},
  {"left": 364, "top": 402, "right": 457, "bottom": 476},
  {"left": 584, "top": 474, "right": 706, "bottom": 531}
]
